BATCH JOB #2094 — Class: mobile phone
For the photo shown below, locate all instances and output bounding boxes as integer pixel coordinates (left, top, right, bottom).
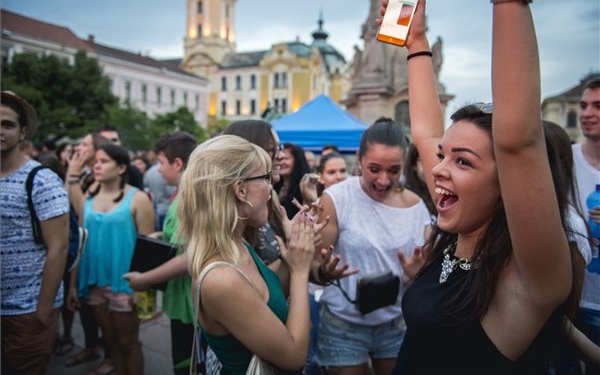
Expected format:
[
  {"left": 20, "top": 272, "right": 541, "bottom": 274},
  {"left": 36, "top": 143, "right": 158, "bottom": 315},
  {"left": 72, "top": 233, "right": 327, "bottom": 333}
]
[{"left": 376, "top": 0, "right": 418, "bottom": 47}]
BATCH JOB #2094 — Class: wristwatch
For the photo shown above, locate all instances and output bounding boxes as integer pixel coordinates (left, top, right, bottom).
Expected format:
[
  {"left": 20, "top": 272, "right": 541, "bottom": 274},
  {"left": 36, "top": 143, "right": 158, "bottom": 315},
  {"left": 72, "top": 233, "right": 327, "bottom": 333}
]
[{"left": 491, "top": 0, "right": 532, "bottom": 3}]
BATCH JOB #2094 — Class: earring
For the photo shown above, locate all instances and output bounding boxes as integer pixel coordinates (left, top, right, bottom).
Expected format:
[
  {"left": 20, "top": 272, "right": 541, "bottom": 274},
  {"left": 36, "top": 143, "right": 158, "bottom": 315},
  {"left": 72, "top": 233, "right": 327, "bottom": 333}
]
[{"left": 236, "top": 200, "right": 254, "bottom": 220}]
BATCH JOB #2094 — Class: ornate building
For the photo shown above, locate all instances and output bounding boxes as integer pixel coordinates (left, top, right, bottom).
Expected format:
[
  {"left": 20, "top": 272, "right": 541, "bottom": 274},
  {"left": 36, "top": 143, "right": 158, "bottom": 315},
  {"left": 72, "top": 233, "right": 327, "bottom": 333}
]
[
  {"left": 344, "top": 0, "right": 453, "bottom": 128},
  {"left": 181, "top": 0, "right": 349, "bottom": 125}
]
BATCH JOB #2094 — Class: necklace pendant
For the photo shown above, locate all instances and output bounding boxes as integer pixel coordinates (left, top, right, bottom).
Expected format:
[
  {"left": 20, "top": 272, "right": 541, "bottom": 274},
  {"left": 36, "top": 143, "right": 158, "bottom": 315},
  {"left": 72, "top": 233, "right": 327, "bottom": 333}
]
[{"left": 439, "top": 253, "right": 456, "bottom": 284}]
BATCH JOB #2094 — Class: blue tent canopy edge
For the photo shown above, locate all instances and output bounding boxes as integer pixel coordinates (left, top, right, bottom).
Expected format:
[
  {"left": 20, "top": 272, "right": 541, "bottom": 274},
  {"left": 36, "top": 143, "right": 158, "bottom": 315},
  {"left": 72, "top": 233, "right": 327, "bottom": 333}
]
[{"left": 272, "top": 94, "right": 368, "bottom": 153}]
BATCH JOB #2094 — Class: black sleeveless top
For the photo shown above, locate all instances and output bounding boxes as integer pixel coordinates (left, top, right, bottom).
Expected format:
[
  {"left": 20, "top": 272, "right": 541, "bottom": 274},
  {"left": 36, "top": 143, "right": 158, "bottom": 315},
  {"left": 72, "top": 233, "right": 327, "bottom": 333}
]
[{"left": 392, "top": 250, "right": 561, "bottom": 375}]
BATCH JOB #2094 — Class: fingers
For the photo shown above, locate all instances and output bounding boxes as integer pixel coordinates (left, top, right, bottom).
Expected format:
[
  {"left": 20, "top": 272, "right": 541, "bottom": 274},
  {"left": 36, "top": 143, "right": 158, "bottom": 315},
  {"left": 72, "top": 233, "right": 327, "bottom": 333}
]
[{"left": 397, "top": 250, "right": 406, "bottom": 266}]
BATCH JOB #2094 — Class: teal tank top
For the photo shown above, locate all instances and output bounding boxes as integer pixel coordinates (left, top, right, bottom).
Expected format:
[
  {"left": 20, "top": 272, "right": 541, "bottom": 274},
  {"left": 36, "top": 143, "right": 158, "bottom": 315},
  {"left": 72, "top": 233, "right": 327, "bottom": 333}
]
[
  {"left": 202, "top": 244, "right": 289, "bottom": 375},
  {"left": 78, "top": 188, "right": 138, "bottom": 299}
]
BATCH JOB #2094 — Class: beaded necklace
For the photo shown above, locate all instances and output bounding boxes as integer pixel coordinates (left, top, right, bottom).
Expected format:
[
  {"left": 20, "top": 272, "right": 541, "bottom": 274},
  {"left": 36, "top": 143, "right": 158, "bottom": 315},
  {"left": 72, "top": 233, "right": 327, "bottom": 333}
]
[{"left": 439, "top": 242, "right": 472, "bottom": 284}]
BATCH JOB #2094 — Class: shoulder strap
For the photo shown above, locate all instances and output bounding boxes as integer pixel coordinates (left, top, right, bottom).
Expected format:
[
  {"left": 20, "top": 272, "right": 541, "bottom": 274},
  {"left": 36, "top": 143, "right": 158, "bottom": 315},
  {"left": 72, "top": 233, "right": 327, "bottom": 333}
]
[
  {"left": 190, "top": 261, "right": 256, "bottom": 375},
  {"left": 195, "top": 261, "right": 257, "bottom": 312},
  {"left": 26, "top": 165, "right": 49, "bottom": 245}
]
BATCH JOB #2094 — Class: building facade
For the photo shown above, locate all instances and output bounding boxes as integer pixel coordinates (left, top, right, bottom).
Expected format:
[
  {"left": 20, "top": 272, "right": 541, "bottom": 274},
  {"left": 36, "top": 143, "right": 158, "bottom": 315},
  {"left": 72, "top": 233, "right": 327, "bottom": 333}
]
[
  {"left": 1, "top": 10, "right": 209, "bottom": 125},
  {"left": 344, "top": 0, "right": 452, "bottom": 128},
  {"left": 181, "top": 0, "right": 349, "bottom": 125}
]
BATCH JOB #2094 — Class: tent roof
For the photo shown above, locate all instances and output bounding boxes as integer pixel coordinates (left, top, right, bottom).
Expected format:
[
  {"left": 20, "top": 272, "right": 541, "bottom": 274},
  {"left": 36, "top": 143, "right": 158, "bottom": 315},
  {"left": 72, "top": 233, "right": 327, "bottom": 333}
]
[{"left": 272, "top": 94, "right": 368, "bottom": 152}]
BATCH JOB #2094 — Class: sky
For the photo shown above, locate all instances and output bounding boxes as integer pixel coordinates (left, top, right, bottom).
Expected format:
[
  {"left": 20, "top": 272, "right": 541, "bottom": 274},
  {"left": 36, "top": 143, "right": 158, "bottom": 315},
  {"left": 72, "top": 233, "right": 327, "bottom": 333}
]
[{"left": 3, "top": 0, "right": 599, "bottom": 120}]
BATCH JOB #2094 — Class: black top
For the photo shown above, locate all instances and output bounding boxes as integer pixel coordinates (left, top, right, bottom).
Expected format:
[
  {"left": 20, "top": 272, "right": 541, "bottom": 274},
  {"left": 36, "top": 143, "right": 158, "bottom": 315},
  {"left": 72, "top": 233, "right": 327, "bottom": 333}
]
[
  {"left": 128, "top": 164, "right": 144, "bottom": 189},
  {"left": 392, "top": 250, "right": 561, "bottom": 375}
]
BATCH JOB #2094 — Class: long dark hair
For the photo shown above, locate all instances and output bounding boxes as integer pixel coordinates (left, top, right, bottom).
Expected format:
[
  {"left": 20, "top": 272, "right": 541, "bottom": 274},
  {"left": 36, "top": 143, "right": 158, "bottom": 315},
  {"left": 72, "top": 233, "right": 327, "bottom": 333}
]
[
  {"left": 404, "top": 144, "right": 436, "bottom": 217},
  {"left": 273, "top": 142, "right": 310, "bottom": 218},
  {"left": 88, "top": 144, "right": 130, "bottom": 203},
  {"left": 223, "top": 120, "right": 287, "bottom": 245},
  {"left": 421, "top": 106, "right": 579, "bottom": 325},
  {"left": 543, "top": 120, "right": 589, "bottom": 319}
]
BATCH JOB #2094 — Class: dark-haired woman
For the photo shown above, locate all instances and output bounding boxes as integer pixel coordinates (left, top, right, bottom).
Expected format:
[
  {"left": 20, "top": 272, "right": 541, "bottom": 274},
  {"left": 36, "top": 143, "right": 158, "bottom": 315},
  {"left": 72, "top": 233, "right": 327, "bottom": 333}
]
[
  {"left": 382, "top": 0, "right": 580, "bottom": 373},
  {"left": 316, "top": 118, "right": 432, "bottom": 375},
  {"left": 274, "top": 143, "right": 311, "bottom": 218},
  {"left": 69, "top": 144, "right": 155, "bottom": 375}
]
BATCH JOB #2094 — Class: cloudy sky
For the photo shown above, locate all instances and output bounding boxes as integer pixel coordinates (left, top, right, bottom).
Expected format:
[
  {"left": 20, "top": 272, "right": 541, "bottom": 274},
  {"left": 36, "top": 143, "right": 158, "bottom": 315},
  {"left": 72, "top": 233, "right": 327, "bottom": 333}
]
[{"left": 4, "top": 0, "right": 599, "bottom": 120}]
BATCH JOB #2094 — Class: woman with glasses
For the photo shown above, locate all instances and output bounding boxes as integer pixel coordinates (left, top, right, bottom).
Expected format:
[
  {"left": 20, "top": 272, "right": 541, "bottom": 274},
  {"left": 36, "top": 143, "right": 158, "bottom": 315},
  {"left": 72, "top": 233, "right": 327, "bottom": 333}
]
[
  {"left": 382, "top": 0, "right": 580, "bottom": 373},
  {"left": 123, "top": 123, "right": 355, "bottom": 374},
  {"left": 178, "top": 134, "right": 316, "bottom": 375},
  {"left": 223, "top": 120, "right": 287, "bottom": 264}
]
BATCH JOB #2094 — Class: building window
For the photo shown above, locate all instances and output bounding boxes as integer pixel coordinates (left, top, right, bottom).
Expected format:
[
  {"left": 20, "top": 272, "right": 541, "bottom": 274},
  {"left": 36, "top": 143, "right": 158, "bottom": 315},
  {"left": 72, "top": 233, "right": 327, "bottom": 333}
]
[
  {"left": 196, "top": 94, "right": 200, "bottom": 110},
  {"left": 142, "top": 84, "right": 148, "bottom": 104},
  {"left": 221, "top": 76, "right": 227, "bottom": 91},
  {"left": 197, "top": 1, "right": 203, "bottom": 13},
  {"left": 170, "top": 89, "right": 176, "bottom": 106},
  {"left": 274, "top": 98, "right": 279, "bottom": 113},
  {"left": 236, "top": 100, "right": 241, "bottom": 115},
  {"left": 235, "top": 75, "right": 241, "bottom": 91},
  {"left": 197, "top": 25, "right": 203, "bottom": 38},
  {"left": 250, "top": 99, "right": 256, "bottom": 115},
  {"left": 274, "top": 73, "right": 279, "bottom": 88},
  {"left": 282, "top": 72, "right": 288, "bottom": 88},
  {"left": 221, "top": 100, "right": 227, "bottom": 116},
  {"left": 157, "top": 87, "right": 162, "bottom": 105},
  {"left": 250, "top": 74, "right": 256, "bottom": 90},
  {"left": 124, "top": 81, "right": 131, "bottom": 100},
  {"left": 394, "top": 100, "right": 410, "bottom": 129},
  {"left": 567, "top": 110, "right": 577, "bottom": 128},
  {"left": 183, "top": 92, "right": 188, "bottom": 106},
  {"left": 281, "top": 98, "right": 287, "bottom": 113}
]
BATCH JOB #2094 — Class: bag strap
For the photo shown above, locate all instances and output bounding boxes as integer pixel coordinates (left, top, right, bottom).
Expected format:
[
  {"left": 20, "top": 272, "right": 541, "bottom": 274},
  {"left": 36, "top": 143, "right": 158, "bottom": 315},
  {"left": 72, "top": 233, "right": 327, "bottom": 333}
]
[
  {"left": 190, "top": 261, "right": 257, "bottom": 375},
  {"left": 332, "top": 279, "right": 356, "bottom": 304},
  {"left": 26, "top": 165, "right": 49, "bottom": 245}
]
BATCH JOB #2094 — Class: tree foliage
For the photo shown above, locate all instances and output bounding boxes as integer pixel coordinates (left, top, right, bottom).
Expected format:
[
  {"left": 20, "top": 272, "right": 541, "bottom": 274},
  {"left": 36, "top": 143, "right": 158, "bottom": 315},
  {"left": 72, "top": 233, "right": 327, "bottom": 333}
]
[
  {"left": 2, "top": 51, "right": 118, "bottom": 141},
  {"left": 2, "top": 51, "right": 207, "bottom": 151}
]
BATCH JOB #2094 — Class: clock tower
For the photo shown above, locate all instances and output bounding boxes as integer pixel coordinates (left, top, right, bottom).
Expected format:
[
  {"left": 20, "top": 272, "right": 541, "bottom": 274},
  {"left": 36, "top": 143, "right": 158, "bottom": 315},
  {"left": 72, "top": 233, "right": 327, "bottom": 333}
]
[{"left": 183, "top": 0, "right": 236, "bottom": 76}]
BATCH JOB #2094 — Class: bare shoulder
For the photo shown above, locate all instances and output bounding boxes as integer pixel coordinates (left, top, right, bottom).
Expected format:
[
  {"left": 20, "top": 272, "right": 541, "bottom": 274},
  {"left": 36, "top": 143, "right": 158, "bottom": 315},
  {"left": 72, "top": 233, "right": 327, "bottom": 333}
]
[
  {"left": 389, "top": 187, "right": 423, "bottom": 208},
  {"left": 131, "top": 188, "right": 152, "bottom": 204}
]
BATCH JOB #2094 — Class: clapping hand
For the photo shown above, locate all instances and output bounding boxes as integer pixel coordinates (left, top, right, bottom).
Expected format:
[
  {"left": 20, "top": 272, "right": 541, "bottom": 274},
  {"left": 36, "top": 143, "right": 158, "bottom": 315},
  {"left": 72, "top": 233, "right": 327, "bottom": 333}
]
[{"left": 397, "top": 246, "right": 426, "bottom": 284}]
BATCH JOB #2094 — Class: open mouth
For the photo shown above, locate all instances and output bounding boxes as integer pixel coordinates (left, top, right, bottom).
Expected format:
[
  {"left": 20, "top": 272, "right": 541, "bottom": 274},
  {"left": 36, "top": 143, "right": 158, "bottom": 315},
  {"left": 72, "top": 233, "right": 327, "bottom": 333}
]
[{"left": 435, "top": 186, "right": 458, "bottom": 210}]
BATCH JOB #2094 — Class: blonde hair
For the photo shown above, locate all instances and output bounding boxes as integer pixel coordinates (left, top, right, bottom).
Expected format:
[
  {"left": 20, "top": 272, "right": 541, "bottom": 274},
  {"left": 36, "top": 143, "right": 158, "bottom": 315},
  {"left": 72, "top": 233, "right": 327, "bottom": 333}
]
[{"left": 177, "top": 135, "right": 272, "bottom": 277}]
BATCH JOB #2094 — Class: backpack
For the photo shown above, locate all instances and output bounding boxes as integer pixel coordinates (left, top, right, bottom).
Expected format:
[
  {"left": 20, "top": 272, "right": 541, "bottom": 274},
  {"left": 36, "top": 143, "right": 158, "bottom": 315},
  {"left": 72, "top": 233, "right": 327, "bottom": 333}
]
[{"left": 26, "top": 165, "right": 88, "bottom": 273}]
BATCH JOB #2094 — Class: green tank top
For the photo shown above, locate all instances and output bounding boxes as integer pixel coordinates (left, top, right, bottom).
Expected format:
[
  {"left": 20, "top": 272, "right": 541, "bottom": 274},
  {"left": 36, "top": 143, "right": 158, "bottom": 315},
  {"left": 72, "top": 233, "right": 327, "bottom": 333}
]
[{"left": 202, "top": 244, "right": 289, "bottom": 375}]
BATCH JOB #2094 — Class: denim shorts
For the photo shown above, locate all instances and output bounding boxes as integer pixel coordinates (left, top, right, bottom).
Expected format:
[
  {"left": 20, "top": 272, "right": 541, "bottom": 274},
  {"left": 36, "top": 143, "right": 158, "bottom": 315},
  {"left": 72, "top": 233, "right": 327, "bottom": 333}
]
[{"left": 315, "top": 305, "right": 406, "bottom": 366}]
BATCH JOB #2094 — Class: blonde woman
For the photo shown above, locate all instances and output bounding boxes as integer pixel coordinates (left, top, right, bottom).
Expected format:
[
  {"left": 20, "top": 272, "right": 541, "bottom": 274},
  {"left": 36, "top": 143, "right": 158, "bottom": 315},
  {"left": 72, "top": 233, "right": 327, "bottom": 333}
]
[{"left": 178, "top": 135, "right": 318, "bottom": 375}]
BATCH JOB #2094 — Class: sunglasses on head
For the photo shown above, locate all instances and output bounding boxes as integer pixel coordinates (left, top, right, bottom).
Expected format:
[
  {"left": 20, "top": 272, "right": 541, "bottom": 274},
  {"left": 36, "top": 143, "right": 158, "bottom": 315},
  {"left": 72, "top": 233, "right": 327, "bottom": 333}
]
[{"left": 472, "top": 102, "right": 494, "bottom": 114}]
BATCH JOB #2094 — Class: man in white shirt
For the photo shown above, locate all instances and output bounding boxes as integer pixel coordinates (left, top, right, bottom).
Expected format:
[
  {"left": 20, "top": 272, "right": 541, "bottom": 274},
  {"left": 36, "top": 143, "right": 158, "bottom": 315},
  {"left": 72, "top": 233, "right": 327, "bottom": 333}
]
[{"left": 572, "top": 77, "right": 600, "bottom": 375}]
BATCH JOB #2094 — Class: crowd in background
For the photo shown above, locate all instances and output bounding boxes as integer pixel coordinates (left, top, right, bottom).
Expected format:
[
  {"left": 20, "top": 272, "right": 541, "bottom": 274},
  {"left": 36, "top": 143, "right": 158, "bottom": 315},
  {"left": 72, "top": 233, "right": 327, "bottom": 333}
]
[{"left": 2, "top": 1, "right": 600, "bottom": 375}]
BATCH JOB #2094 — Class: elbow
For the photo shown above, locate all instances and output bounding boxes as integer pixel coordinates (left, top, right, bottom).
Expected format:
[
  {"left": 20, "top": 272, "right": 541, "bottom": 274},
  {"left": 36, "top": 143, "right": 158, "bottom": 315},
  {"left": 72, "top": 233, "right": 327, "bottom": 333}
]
[{"left": 269, "top": 347, "right": 308, "bottom": 372}]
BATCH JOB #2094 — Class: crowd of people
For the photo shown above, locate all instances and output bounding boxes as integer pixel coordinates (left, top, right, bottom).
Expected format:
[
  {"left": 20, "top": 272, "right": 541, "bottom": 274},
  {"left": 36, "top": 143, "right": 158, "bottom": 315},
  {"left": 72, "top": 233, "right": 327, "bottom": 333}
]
[{"left": 1, "top": 1, "right": 599, "bottom": 375}]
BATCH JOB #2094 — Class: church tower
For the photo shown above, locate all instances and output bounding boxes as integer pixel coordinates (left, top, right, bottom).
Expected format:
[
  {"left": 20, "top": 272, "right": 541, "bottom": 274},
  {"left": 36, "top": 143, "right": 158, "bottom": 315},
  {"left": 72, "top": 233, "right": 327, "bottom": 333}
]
[{"left": 182, "top": 0, "right": 236, "bottom": 76}]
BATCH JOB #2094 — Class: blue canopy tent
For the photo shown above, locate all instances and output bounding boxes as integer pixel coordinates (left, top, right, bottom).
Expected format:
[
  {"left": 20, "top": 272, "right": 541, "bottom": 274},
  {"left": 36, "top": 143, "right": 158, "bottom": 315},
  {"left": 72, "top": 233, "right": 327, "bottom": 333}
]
[{"left": 272, "top": 94, "right": 368, "bottom": 153}]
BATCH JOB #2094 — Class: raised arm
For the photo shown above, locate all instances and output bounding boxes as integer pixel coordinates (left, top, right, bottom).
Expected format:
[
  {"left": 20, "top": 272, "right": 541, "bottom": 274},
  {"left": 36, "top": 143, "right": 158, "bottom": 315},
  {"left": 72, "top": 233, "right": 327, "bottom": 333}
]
[
  {"left": 490, "top": 1, "right": 571, "bottom": 303},
  {"left": 379, "top": 0, "right": 444, "bottom": 202}
]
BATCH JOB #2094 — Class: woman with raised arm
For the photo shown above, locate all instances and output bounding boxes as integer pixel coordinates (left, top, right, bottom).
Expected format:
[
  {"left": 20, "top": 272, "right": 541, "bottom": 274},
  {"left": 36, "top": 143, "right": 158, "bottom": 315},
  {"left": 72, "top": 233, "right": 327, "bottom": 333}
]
[{"left": 379, "top": 0, "right": 577, "bottom": 373}]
